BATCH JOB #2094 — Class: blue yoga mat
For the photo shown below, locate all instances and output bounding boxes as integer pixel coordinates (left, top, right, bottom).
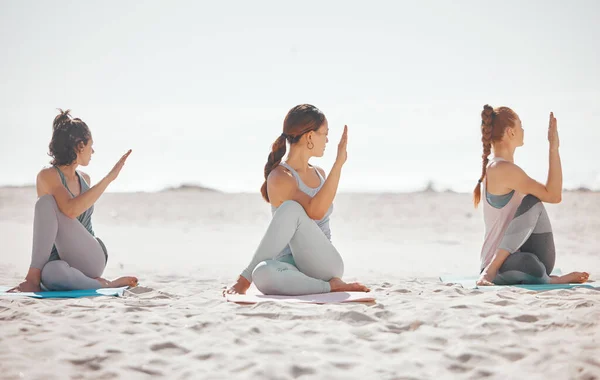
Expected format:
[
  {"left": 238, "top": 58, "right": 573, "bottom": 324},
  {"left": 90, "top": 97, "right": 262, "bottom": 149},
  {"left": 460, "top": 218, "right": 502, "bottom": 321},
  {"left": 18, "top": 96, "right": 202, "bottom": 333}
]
[
  {"left": 0, "top": 286, "right": 129, "bottom": 298},
  {"left": 439, "top": 268, "right": 598, "bottom": 291}
]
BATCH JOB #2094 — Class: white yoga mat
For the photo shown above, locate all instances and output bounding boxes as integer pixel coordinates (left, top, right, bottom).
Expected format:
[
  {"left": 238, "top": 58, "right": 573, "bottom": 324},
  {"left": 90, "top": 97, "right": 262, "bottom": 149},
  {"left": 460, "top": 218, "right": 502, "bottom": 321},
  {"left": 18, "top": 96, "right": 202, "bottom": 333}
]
[{"left": 226, "top": 290, "right": 375, "bottom": 304}]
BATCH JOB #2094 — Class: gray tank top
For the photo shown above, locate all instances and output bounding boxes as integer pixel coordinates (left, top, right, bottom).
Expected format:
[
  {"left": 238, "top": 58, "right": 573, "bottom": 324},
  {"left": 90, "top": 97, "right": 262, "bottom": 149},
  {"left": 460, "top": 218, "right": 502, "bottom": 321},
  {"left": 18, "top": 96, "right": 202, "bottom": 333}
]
[
  {"left": 49, "top": 166, "right": 106, "bottom": 262},
  {"left": 272, "top": 162, "right": 333, "bottom": 261}
]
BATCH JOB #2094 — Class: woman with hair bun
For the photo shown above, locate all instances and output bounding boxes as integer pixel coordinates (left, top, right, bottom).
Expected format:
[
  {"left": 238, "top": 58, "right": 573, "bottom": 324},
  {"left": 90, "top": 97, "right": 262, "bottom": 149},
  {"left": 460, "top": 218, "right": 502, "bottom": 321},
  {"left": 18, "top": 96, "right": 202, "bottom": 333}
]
[
  {"left": 225, "top": 104, "right": 369, "bottom": 296},
  {"left": 474, "top": 105, "right": 589, "bottom": 286},
  {"left": 10, "top": 109, "right": 137, "bottom": 292}
]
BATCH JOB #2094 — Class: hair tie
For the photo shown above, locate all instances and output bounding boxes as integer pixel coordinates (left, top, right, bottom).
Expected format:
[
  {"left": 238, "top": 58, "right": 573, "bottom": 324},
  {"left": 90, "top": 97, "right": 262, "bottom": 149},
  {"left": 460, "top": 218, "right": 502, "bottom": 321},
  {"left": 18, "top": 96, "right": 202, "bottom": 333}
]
[
  {"left": 478, "top": 179, "right": 483, "bottom": 184},
  {"left": 280, "top": 133, "right": 289, "bottom": 139}
]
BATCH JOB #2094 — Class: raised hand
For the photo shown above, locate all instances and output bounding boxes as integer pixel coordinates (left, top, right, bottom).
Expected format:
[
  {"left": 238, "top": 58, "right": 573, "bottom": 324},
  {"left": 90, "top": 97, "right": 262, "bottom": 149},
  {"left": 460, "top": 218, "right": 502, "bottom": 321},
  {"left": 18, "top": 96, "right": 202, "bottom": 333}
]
[
  {"left": 548, "top": 112, "right": 559, "bottom": 151},
  {"left": 107, "top": 149, "right": 132, "bottom": 182},
  {"left": 335, "top": 125, "right": 348, "bottom": 166}
]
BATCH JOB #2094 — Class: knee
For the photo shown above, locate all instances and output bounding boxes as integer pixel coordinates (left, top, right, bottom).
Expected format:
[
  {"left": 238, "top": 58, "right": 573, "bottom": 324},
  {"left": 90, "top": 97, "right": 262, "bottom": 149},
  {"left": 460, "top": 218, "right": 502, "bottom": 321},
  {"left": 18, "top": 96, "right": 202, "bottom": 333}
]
[
  {"left": 252, "top": 261, "right": 280, "bottom": 295},
  {"left": 273, "top": 200, "right": 308, "bottom": 221},
  {"left": 514, "top": 195, "right": 543, "bottom": 217},
  {"left": 41, "top": 261, "right": 65, "bottom": 290},
  {"left": 513, "top": 252, "right": 546, "bottom": 278},
  {"left": 277, "top": 200, "right": 305, "bottom": 215},
  {"left": 516, "top": 195, "right": 543, "bottom": 215},
  {"left": 35, "top": 194, "right": 58, "bottom": 214},
  {"left": 523, "top": 194, "right": 541, "bottom": 205}
]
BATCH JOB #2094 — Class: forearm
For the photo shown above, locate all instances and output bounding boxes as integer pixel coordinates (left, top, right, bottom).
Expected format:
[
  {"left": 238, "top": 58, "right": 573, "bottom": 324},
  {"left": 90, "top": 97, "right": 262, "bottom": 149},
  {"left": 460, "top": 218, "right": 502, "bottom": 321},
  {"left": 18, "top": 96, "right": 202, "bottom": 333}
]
[
  {"left": 64, "top": 176, "right": 111, "bottom": 217},
  {"left": 481, "top": 249, "right": 510, "bottom": 280},
  {"left": 546, "top": 148, "right": 562, "bottom": 201},
  {"left": 307, "top": 163, "right": 342, "bottom": 218}
]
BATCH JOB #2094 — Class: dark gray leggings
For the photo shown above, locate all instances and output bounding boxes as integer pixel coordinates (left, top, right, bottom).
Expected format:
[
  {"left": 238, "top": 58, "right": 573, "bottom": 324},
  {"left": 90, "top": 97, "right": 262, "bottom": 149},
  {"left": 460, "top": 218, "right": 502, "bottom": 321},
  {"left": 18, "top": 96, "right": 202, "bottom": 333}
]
[
  {"left": 494, "top": 195, "right": 556, "bottom": 285},
  {"left": 31, "top": 195, "right": 106, "bottom": 290}
]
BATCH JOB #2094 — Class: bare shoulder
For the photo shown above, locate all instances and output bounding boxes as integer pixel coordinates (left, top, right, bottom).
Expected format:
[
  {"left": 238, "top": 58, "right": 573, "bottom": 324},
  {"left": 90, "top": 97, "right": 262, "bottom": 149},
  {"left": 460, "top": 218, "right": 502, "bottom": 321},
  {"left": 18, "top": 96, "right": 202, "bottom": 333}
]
[
  {"left": 488, "top": 160, "right": 524, "bottom": 176},
  {"left": 268, "top": 165, "right": 297, "bottom": 188},
  {"left": 37, "top": 167, "right": 59, "bottom": 184},
  {"left": 267, "top": 165, "right": 301, "bottom": 206},
  {"left": 36, "top": 167, "right": 60, "bottom": 195}
]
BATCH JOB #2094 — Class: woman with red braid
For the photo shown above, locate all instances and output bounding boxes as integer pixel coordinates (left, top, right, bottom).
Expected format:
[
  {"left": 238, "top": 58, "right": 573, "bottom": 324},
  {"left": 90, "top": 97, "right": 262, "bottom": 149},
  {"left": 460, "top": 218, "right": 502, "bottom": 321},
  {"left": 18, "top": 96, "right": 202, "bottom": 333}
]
[{"left": 474, "top": 105, "right": 589, "bottom": 286}]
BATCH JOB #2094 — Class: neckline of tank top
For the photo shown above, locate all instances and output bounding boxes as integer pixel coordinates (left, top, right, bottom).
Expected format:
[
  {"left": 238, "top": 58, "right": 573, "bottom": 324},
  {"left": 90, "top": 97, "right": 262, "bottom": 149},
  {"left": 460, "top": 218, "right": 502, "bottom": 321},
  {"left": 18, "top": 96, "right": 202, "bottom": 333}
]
[
  {"left": 54, "top": 166, "right": 84, "bottom": 198},
  {"left": 280, "top": 162, "right": 324, "bottom": 190}
]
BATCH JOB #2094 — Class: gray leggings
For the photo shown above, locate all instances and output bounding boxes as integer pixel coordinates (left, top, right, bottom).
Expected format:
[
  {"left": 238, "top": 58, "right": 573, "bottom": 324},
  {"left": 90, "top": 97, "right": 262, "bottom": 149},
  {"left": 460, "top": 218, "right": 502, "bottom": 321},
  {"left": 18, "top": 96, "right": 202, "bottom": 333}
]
[
  {"left": 241, "top": 200, "right": 344, "bottom": 295},
  {"left": 31, "top": 195, "right": 106, "bottom": 290},
  {"left": 494, "top": 195, "right": 556, "bottom": 285}
]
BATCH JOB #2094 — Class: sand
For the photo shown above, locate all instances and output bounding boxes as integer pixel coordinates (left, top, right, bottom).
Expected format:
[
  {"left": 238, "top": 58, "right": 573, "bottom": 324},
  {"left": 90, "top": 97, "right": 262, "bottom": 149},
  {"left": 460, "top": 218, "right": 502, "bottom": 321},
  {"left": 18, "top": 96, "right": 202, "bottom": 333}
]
[{"left": 1, "top": 187, "right": 599, "bottom": 379}]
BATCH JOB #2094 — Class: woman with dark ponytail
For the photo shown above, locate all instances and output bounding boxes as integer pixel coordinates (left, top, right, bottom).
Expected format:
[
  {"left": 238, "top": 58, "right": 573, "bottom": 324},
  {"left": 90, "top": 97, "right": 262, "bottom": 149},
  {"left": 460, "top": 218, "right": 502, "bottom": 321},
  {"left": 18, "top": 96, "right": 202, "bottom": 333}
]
[
  {"left": 9, "top": 109, "right": 137, "bottom": 292},
  {"left": 474, "top": 105, "right": 589, "bottom": 286},
  {"left": 225, "top": 104, "right": 369, "bottom": 296}
]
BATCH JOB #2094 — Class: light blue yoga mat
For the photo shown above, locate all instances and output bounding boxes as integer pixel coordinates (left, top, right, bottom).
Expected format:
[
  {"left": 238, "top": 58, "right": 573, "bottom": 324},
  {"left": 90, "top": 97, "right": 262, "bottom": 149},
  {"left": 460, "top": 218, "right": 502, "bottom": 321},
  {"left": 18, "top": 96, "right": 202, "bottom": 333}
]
[
  {"left": 439, "top": 268, "right": 598, "bottom": 291},
  {"left": 0, "top": 286, "right": 128, "bottom": 298}
]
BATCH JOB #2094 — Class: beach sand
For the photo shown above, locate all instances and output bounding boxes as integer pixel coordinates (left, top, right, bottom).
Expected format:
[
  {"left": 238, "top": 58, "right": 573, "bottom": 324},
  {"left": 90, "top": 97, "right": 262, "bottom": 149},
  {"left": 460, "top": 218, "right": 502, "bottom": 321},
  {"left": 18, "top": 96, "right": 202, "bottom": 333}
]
[{"left": 1, "top": 187, "right": 599, "bottom": 379}]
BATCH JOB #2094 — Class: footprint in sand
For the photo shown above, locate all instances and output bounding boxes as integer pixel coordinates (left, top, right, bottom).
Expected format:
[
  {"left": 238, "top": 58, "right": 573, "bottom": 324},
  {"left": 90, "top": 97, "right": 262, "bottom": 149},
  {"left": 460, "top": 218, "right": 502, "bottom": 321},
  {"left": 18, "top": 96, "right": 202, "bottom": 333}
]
[
  {"left": 514, "top": 315, "right": 539, "bottom": 323},
  {"left": 290, "top": 365, "right": 316, "bottom": 377},
  {"left": 68, "top": 355, "right": 108, "bottom": 371},
  {"left": 150, "top": 342, "right": 190, "bottom": 355}
]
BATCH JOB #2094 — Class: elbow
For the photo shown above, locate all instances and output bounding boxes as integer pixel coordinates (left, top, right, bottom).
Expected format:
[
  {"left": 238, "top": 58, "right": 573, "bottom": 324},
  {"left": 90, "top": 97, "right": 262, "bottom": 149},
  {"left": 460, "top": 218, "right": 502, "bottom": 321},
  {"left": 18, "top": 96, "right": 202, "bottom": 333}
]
[
  {"left": 551, "top": 195, "right": 562, "bottom": 204},
  {"left": 309, "top": 212, "right": 326, "bottom": 220},
  {"left": 63, "top": 210, "right": 78, "bottom": 219},
  {"left": 546, "top": 193, "right": 562, "bottom": 204},
  {"left": 59, "top": 205, "right": 78, "bottom": 219},
  {"left": 307, "top": 209, "right": 326, "bottom": 220},
  {"left": 302, "top": 201, "right": 324, "bottom": 220}
]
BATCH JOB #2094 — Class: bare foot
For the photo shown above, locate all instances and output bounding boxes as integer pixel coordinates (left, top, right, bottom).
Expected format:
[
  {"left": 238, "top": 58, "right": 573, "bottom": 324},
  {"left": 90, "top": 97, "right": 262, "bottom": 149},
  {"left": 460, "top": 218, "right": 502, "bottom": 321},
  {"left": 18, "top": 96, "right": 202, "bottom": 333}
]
[
  {"left": 476, "top": 275, "right": 495, "bottom": 286},
  {"left": 550, "top": 272, "right": 589, "bottom": 284},
  {"left": 7, "top": 280, "right": 41, "bottom": 293},
  {"left": 329, "top": 277, "right": 370, "bottom": 292},
  {"left": 104, "top": 276, "right": 138, "bottom": 288},
  {"left": 94, "top": 277, "right": 110, "bottom": 287}
]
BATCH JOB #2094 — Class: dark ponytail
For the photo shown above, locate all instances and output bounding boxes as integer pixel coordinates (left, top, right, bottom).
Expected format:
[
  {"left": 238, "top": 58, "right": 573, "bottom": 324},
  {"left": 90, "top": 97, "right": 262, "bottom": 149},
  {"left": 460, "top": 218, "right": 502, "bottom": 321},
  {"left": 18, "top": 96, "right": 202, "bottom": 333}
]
[
  {"left": 260, "top": 134, "right": 288, "bottom": 202},
  {"left": 260, "top": 104, "right": 326, "bottom": 202}
]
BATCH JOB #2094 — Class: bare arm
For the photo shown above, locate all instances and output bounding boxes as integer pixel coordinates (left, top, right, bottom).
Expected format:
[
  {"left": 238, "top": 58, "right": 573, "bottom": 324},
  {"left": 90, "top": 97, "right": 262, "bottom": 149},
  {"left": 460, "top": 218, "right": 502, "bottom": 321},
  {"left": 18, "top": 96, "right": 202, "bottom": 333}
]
[
  {"left": 267, "top": 164, "right": 342, "bottom": 220},
  {"left": 477, "top": 249, "right": 510, "bottom": 285},
  {"left": 492, "top": 113, "right": 562, "bottom": 203},
  {"left": 268, "top": 126, "right": 348, "bottom": 219},
  {"left": 546, "top": 112, "right": 562, "bottom": 200},
  {"left": 37, "top": 150, "right": 132, "bottom": 219},
  {"left": 37, "top": 169, "right": 111, "bottom": 219}
]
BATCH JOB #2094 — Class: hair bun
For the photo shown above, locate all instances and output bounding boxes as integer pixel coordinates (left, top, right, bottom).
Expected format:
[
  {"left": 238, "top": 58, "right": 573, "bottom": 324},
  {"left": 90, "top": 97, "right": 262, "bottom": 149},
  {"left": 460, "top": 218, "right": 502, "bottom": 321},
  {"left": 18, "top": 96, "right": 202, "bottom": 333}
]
[{"left": 53, "top": 108, "right": 72, "bottom": 130}]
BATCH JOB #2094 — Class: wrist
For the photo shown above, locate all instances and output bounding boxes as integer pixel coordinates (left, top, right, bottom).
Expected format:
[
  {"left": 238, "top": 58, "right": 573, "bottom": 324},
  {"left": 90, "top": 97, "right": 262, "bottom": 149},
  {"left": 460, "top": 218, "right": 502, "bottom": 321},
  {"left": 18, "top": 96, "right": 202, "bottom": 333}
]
[{"left": 332, "top": 161, "right": 344, "bottom": 171}]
